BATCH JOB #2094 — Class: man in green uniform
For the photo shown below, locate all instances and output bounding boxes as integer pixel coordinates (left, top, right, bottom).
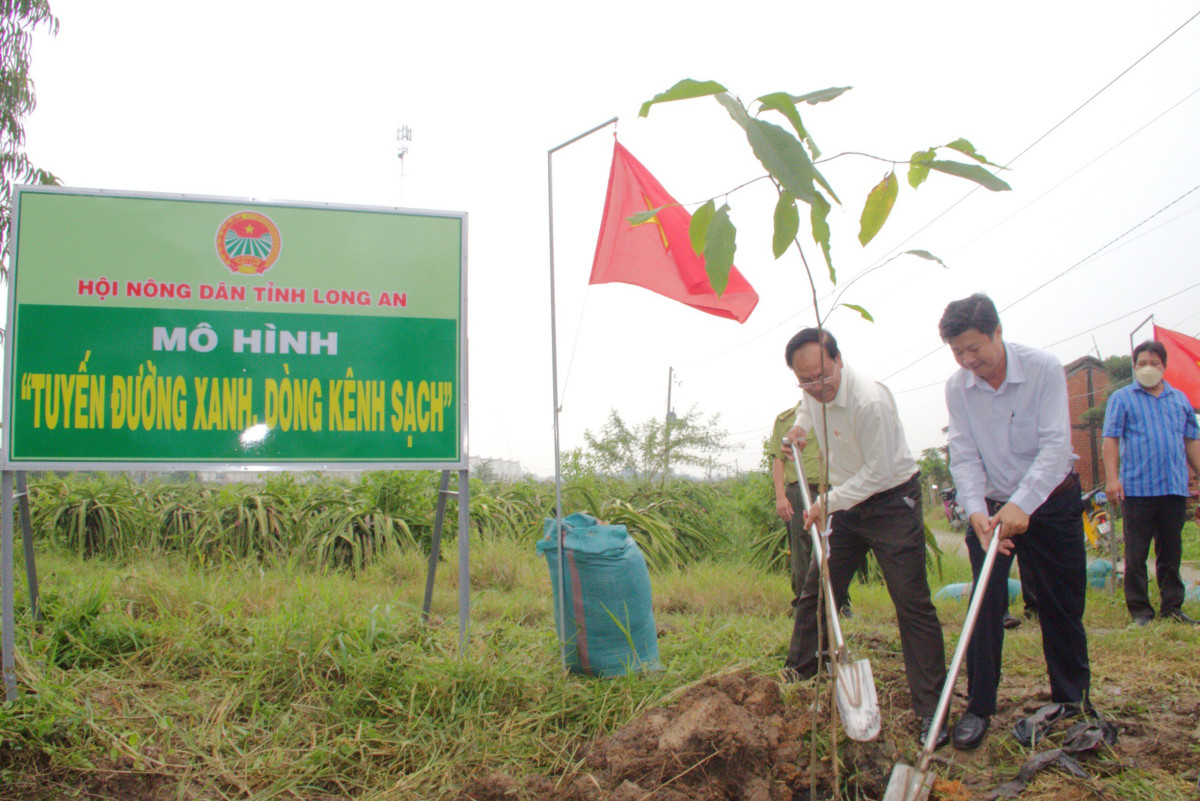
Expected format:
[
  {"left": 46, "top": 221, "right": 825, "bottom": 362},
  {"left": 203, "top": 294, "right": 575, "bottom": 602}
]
[{"left": 769, "top": 408, "right": 851, "bottom": 614}]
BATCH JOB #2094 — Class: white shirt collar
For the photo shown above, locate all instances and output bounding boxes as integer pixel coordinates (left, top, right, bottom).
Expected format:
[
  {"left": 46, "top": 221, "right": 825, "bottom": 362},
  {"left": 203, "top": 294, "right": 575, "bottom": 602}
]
[{"left": 963, "top": 342, "right": 1025, "bottom": 393}]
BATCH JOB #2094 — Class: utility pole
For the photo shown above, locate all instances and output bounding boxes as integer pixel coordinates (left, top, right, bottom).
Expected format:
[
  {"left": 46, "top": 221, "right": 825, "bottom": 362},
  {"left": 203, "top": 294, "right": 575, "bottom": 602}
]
[{"left": 663, "top": 366, "right": 674, "bottom": 483}]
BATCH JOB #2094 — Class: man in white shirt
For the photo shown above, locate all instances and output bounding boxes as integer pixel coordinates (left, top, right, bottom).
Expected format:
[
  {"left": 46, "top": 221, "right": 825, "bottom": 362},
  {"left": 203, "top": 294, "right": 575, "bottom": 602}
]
[
  {"left": 940, "top": 293, "right": 1091, "bottom": 751},
  {"left": 782, "top": 327, "right": 947, "bottom": 748}
]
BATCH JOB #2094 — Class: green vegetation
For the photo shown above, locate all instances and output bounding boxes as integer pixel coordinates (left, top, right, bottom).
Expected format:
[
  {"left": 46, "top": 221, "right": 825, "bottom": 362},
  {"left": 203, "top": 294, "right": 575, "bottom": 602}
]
[
  {"left": 2, "top": 471, "right": 1198, "bottom": 800},
  {"left": 0, "top": 0, "right": 60, "bottom": 264},
  {"left": 569, "top": 406, "right": 730, "bottom": 484},
  {"left": 25, "top": 471, "right": 776, "bottom": 573}
]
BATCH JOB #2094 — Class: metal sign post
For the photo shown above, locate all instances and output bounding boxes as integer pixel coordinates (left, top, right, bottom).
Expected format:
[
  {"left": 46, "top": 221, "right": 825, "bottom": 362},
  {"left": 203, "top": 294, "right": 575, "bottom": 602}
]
[{"left": 2, "top": 471, "right": 14, "bottom": 700}]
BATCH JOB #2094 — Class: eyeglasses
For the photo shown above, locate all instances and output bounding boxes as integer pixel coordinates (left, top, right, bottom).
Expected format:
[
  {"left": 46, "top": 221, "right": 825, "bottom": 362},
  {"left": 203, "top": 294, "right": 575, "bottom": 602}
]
[{"left": 797, "top": 374, "right": 836, "bottom": 390}]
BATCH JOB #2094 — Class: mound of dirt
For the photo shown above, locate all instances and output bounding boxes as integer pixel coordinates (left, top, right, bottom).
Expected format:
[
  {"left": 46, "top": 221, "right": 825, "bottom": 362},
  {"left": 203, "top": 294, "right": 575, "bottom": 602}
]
[
  {"left": 456, "top": 670, "right": 892, "bottom": 801},
  {"left": 456, "top": 665, "right": 1200, "bottom": 801}
]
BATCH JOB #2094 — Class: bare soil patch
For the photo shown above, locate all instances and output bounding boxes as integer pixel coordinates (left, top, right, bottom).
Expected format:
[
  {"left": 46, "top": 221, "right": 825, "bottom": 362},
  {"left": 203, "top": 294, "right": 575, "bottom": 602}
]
[
  {"left": 457, "top": 670, "right": 891, "bottom": 801},
  {"left": 456, "top": 665, "right": 1200, "bottom": 801}
]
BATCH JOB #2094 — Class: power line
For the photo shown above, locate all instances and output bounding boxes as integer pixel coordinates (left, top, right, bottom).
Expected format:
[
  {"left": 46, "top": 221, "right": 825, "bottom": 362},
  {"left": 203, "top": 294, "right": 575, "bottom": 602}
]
[
  {"left": 1000, "top": 183, "right": 1200, "bottom": 312},
  {"left": 1004, "top": 10, "right": 1200, "bottom": 167},
  {"left": 1041, "top": 281, "right": 1200, "bottom": 349},
  {"left": 930, "top": 86, "right": 1200, "bottom": 265},
  {"left": 680, "top": 12, "right": 1200, "bottom": 375},
  {"left": 882, "top": 183, "right": 1200, "bottom": 380},
  {"left": 836, "top": 9, "right": 1200, "bottom": 307},
  {"left": 890, "top": 280, "right": 1200, "bottom": 396}
]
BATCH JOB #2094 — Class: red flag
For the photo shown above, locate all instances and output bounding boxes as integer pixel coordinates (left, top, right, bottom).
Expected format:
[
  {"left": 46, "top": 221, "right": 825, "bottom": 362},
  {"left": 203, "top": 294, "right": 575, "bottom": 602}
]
[
  {"left": 1154, "top": 324, "right": 1200, "bottom": 409},
  {"left": 589, "top": 141, "right": 758, "bottom": 323}
]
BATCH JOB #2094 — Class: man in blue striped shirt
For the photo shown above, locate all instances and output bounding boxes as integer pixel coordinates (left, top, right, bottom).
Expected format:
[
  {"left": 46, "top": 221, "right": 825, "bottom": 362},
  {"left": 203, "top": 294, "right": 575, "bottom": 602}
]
[{"left": 1102, "top": 340, "right": 1200, "bottom": 626}]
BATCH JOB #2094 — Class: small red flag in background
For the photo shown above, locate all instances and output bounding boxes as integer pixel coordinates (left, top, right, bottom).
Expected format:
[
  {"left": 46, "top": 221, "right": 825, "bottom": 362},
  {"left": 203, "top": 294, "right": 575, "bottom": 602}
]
[
  {"left": 589, "top": 141, "right": 758, "bottom": 323},
  {"left": 1154, "top": 324, "right": 1200, "bottom": 409}
]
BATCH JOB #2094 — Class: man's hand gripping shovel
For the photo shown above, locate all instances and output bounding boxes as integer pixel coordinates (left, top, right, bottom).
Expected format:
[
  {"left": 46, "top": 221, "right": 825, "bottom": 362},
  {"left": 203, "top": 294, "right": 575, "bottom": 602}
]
[
  {"left": 789, "top": 441, "right": 880, "bottom": 742},
  {"left": 882, "top": 523, "right": 1005, "bottom": 801}
]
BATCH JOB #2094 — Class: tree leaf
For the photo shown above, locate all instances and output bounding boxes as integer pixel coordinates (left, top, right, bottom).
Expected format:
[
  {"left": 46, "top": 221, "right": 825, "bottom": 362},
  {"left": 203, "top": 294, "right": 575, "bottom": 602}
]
[
  {"left": 626, "top": 205, "right": 667, "bottom": 225},
  {"left": 756, "top": 92, "right": 810, "bottom": 142},
  {"left": 908, "top": 148, "right": 935, "bottom": 189},
  {"left": 721, "top": 95, "right": 839, "bottom": 201},
  {"left": 689, "top": 199, "right": 715, "bottom": 257},
  {"left": 772, "top": 192, "right": 798, "bottom": 259},
  {"left": 744, "top": 117, "right": 820, "bottom": 203},
  {"left": 843, "top": 303, "right": 874, "bottom": 322},
  {"left": 704, "top": 204, "right": 736, "bottom": 295},
  {"left": 811, "top": 192, "right": 834, "bottom": 282},
  {"left": 791, "top": 86, "right": 852, "bottom": 105},
  {"left": 714, "top": 91, "right": 751, "bottom": 129},
  {"left": 858, "top": 171, "right": 898, "bottom": 245},
  {"left": 756, "top": 92, "right": 824, "bottom": 160},
  {"left": 904, "top": 249, "right": 946, "bottom": 267},
  {"left": 639, "top": 79, "right": 728, "bottom": 117},
  {"left": 944, "top": 137, "right": 999, "bottom": 166},
  {"left": 927, "top": 160, "right": 1011, "bottom": 191}
]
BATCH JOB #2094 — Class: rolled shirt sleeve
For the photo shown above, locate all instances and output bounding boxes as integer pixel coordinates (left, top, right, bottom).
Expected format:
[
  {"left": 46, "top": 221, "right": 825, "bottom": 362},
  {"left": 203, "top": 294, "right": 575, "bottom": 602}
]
[{"left": 1101, "top": 391, "right": 1126, "bottom": 440}]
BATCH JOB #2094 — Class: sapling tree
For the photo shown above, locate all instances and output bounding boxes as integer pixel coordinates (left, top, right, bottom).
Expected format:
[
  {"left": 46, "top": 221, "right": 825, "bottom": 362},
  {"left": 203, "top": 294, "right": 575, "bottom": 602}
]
[
  {"left": 636, "top": 79, "right": 1012, "bottom": 799},
  {"left": 635, "top": 79, "right": 1011, "bottom": 324}
]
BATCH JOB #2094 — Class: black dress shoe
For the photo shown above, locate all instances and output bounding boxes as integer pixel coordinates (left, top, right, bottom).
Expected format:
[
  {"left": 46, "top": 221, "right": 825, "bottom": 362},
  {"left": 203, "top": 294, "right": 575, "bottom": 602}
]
[
  {"left": 1164, "top": 610, "right": 1200, "bottom": 625},
  {"left": 919, "top": 715, "right": 949, "bottom": 750},
  {"left": 952, "top": 712, "right": 990, "bottom": 750},
  {"left": 1003, "top": 611, "right": 1021, "bottom": 629},
  {"left": 1131, "top": 615, "right": 1153, "bottom": 627}
]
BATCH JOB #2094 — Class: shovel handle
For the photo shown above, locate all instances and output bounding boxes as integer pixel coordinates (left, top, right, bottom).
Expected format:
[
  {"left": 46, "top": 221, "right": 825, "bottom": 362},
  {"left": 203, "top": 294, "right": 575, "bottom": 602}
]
[
  {"left": 917, "top": 523, "right": 1004, "bottom": 768},
  {"left": 788, "top": 441, "right": 848, "bottom": 655}
]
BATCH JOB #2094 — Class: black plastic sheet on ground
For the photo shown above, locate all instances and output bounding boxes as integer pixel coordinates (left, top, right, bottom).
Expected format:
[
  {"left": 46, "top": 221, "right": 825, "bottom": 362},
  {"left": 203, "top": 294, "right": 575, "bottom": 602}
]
[{"left": 983, "top": 708, "right": 1119, "bottom": 799}]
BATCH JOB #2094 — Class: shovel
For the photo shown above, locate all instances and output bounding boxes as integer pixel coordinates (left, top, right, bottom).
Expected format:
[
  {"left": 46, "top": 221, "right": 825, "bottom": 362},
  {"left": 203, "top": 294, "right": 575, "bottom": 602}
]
[
  {"left": 883, "top": 523, "right": 1005, "bottom": 801},
  {"left": 790, "top": 442, "right": 880, "bottom": 742}
]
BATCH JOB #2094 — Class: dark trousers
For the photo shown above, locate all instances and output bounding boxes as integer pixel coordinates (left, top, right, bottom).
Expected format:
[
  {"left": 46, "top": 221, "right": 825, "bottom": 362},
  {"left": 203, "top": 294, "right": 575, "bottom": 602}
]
[
  {"left": 788, "top": 482, "right": 852, "bottom": 612},
  {"left": 785, "top": 473, "right": 945, "bottom": 716},
  {"left": 785, "top": 482, "right": 814, "bottom": 608},
  {"left": 964, "top": 487, "right": 1090, "bottom": 716},
  {"left": 1122, "top": 495, "right": 1188, "bottom": 618},
  {"left": 1016, "top": 555, "right": 1038, "bottom": 613}
]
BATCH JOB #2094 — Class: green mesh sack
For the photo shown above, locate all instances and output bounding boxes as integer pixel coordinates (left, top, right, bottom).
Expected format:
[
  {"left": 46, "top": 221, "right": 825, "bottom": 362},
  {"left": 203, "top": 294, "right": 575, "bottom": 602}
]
[{"left": 537, "top": 512, "right": 660, "bottom": 678}]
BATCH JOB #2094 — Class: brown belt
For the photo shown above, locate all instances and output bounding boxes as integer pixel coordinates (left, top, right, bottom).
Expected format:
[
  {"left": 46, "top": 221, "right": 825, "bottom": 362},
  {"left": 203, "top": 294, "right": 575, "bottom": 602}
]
[{"left": 1047, "top": 471, "right": 1080, "bottom": 499}]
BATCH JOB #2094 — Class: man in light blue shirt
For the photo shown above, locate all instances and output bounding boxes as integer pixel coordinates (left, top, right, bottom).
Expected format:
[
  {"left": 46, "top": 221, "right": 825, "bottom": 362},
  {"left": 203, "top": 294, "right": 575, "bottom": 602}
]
[
  {"left": 939, "top": 294, "right": 1091, "bottom": 751},
  {"left": 1102, "top": 339, "right": 1200, "bottom": 626}
]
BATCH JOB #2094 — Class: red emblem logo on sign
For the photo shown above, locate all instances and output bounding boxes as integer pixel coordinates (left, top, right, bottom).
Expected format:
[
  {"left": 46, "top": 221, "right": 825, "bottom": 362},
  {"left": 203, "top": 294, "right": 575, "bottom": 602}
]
[{"left": 216, "top": 211, "right": 282, "bottom": 275}]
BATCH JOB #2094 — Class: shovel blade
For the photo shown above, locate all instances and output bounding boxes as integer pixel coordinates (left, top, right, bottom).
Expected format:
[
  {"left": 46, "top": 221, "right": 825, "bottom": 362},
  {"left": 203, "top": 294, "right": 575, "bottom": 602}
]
[
  {"left": 882, "top": 762, "right": 934, "bottom": 801},
  {"left": 833, "top": 658, "right": 880, "bottom": 741}
]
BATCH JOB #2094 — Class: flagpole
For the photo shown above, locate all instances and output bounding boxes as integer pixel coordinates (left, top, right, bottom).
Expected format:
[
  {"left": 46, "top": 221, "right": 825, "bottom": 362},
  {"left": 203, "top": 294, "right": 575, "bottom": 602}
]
[
  {"left": 547, "top": 116, "right": 617, "bottom": 669},
  {"left": 1130, "top": 313, "right": 1154, "bottom": 355}
]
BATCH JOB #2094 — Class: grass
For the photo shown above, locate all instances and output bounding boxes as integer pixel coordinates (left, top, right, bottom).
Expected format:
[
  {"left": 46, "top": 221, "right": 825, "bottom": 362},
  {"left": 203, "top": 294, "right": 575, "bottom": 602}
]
[{"left": 2, "top": 536, "right": 1199, "bottom": 800}]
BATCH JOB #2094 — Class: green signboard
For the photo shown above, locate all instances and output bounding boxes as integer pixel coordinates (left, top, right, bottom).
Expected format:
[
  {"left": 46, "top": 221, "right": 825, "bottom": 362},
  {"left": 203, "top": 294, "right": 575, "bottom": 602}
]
[{"left": 2, "top": 187, "right": 467, "bottom": 469}]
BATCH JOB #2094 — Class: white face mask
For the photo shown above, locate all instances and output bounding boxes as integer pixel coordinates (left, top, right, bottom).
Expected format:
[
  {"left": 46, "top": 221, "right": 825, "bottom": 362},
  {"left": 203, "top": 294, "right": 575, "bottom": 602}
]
[{"left": 1135, "top": 365, "right": 1164, "bottom": 388}]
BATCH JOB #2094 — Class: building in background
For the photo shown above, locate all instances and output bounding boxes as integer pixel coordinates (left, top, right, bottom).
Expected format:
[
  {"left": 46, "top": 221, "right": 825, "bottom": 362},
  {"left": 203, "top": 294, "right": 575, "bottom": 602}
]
[
  {"left": 469, "top": 456, "right": 525, "bottom": 482},
  {"left": 1065, "top": 355, "right": 1111, "bottom": 491}
]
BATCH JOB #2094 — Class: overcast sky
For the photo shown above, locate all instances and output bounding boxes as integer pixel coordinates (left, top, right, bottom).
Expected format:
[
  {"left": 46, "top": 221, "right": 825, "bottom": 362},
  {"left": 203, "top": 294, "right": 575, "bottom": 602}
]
[{"left": 20, "top": 0, "right": 1200, "bottom": 477}]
